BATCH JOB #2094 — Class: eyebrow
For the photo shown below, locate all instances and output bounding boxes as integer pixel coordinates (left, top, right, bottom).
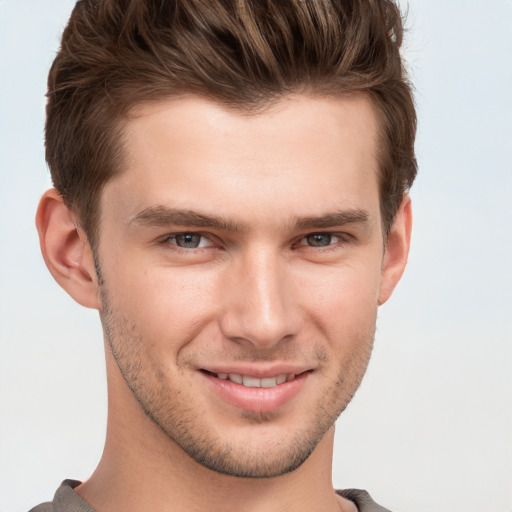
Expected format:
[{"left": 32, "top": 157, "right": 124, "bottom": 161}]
[
  {"left": 129, "top": 205, "right": 370, "bottom": 232},
  {"left": 292, "top": 209, "right": 369, "bottom": 230},
  {"left": 129, "top": 206, "right": 244, "bottom": 232}
]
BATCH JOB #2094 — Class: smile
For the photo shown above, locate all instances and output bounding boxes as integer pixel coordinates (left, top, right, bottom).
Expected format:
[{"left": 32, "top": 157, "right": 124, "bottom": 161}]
[
  {"left": 213, "top": 372, "right": 297, "bottom": 388},
  {"left": 202, "top": 369, "right": 310, "bottom": 413}
]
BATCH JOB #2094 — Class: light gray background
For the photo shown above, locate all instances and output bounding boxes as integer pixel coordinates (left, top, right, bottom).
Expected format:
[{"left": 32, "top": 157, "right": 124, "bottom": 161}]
[{"left": 1, "top": 1, "right": 511, "bottom": 511}]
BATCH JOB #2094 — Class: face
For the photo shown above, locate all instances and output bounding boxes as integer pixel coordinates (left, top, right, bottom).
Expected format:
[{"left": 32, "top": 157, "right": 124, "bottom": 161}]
[{"left": 96, "top": 94, "right": 391, "bottom": 477}]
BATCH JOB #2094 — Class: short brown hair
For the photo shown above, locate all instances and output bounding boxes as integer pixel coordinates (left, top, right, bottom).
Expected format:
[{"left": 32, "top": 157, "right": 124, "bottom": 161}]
[{"left": 46, "top": 0, "right": 417, "bottom": 248}]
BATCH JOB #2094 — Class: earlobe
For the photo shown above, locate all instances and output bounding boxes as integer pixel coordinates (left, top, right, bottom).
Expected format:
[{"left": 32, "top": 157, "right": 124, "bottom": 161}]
[
  {"left": 378, "top": 195, "right": 413, "bottom": 306},
  {"left": 36, "top": 188, "right": 101, "bottom": 310}
]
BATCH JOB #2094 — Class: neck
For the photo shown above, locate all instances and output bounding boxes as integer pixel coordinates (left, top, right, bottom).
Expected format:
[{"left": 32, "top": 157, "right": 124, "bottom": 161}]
[{"left": 76, "top": 355, "right": 355, "bottom": 512}]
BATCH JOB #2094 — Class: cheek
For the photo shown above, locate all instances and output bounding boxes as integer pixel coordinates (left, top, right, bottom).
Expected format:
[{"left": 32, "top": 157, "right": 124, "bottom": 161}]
[
  {"left": 104, "top": 260, "right": 220, "bottom": 342},
  {"left": 299, "top": 261, "right": 380, "bottom": 317},
  {"left": 296, "top": 260, "right": 382, "bottom": 334}
]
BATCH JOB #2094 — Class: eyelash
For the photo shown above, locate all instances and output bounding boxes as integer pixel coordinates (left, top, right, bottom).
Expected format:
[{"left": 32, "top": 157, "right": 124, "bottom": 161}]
[
  {"left": 160, "top": 231, "right": 352, "bottom": 251},
  {"left": 296, "top": 232, "right": 351, "bottom": 249},
  {"left": 161, "top": 233, "right": 214, "bottom": 250}
]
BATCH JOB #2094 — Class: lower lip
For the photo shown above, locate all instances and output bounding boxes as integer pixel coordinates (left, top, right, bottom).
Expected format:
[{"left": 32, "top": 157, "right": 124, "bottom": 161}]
[{"left": 202, "top": 372, "right": 310, "bottom": 413}]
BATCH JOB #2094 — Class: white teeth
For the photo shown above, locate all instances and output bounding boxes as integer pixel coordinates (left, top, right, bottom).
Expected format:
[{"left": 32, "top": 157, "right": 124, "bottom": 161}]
[
  {"left": 276, "top": 374, "right": 287, "bottom": 385},
  {"left": 243, "top": 376, "right": 261, "bottom": 388},
  {"left": 216, "top": 373, "right": 294, "bottom": 388},
  {"left": 229, "top": 373, "right": 243, "bottom": 384},
  {"left": 261, "top": 377, "right": 278, "bottom": 388}
]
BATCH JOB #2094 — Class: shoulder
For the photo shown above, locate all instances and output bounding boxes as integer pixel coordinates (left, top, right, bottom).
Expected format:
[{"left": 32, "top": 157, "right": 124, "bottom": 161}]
[
  {"left": 337, "top": 489, "right": 393, "bottom": 512},
  {"left": 29, "top": 504, "right": 54, "bottom": 512},
  {"left": 28, "top": 480, "right": 94, "bottom": 512}
]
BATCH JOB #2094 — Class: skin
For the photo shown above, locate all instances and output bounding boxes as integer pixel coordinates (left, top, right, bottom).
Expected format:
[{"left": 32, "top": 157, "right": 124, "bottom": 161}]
[{"left": 37, "top": 94, "right": 412, "bottom": 512}]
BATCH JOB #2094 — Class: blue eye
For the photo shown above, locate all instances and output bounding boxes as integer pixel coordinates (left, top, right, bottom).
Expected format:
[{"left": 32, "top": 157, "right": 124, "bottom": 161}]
[
  {"left": 303, "top": 233, "right": 337, "bottom": 247},
  {"left": 168, "top": 233, "right": 210, "bottom": 249}
]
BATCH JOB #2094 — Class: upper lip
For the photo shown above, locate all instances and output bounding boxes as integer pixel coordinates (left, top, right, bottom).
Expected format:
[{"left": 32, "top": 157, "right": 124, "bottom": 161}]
[{"left": 200, "top": 364, "right": 313, "bottom": 379}]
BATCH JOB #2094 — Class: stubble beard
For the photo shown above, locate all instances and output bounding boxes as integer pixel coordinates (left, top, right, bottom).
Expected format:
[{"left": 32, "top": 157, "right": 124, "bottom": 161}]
[{"left": 98, "top": 280, "right": 375, "bottom": 479}]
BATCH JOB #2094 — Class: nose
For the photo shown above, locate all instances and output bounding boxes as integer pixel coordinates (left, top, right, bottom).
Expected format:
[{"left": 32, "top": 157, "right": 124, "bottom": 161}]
[{"left": 218, "top": 248, "right": 300, "bottom": 349}]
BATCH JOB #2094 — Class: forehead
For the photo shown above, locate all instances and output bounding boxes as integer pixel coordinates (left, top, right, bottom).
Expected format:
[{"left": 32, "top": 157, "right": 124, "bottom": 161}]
[{"left": 103, "top": 94, "right": 381, "bottom": 228}]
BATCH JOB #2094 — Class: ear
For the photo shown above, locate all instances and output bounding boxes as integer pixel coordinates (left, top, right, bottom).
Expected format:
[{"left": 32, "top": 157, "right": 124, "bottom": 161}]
[
  {"left": 36, "top": 188, "right": 101, "bottom": 309},
  {"left": 378, "top": 195, "right": 413, "bottom": 305}
]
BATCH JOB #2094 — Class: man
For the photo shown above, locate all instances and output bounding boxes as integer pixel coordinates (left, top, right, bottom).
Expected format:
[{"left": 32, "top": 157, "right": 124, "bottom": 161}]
[{"left": 31, "top": 0, "right": 416, "bottom": 511}]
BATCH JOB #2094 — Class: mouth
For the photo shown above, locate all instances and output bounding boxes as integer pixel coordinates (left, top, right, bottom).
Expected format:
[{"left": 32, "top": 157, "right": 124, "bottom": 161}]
[
  {"left": 200, "top": 369, "right": 311, "bottom": 413},
  {"left": 201, "top": 370, "right": 302, "bottom": 388}
]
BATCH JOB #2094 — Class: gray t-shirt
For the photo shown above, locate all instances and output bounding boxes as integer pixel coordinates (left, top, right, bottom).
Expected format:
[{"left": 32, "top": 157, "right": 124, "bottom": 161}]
[{"left": 29, "top": 480, "right": 393, "bottom": 512}]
